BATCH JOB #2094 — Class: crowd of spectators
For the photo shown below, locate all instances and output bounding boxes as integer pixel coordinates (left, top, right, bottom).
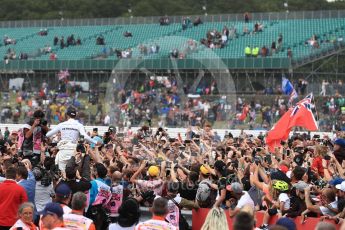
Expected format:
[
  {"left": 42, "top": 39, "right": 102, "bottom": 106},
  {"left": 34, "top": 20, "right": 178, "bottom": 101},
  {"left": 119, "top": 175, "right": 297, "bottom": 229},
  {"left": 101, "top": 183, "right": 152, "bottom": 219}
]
[
  {"left": 38, "top": 28, "right": 48, "bottom": 36},
  {"left": 1, "top": 109, "right": 345, "bottom": 229},
  {"left": 169, "top": 39, "right": 198, "bottom": 59},
  {"left": 53, "top": 34, "right": 81, "bottom": 49},
  {"left": 2, "top": 75, "right": 345, "bottom": 132},
  {"left": 3, "top": 35, "right": 16, "bottom": 46}
]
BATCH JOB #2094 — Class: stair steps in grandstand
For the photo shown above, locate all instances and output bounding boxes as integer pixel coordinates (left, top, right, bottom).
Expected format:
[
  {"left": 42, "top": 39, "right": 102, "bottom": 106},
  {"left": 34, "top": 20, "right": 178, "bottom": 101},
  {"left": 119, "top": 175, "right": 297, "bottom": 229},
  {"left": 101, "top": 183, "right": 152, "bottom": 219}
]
[{"left": 0, "top": 17, "right": 345, "bottom": 63}]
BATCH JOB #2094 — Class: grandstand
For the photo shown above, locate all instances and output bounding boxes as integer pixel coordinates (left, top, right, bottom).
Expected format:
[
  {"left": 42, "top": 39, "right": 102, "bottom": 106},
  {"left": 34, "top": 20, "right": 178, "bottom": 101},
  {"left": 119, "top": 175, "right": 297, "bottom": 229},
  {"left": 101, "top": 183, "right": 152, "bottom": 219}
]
[
  {"left": 0, "top": 10, "right": 344, "bottom": 70},
  {"left": 1, "top": 10, "right": 345, "bottom": 130}
]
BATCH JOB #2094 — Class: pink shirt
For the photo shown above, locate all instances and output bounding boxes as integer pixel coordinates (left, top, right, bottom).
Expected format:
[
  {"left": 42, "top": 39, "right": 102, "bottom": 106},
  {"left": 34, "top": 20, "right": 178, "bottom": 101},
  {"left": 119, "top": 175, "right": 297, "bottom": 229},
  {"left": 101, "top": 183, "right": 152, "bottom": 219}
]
[{"left": 136, "top": 179, "right": 164, "bottom": 196}]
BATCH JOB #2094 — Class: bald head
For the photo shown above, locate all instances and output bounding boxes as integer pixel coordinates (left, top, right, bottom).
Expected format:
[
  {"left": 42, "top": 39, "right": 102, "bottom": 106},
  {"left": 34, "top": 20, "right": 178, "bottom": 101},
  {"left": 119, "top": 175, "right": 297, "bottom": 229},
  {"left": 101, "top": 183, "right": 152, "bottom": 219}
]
[{"left": 112, "top": 171, "right": 122, "bottom": 182}]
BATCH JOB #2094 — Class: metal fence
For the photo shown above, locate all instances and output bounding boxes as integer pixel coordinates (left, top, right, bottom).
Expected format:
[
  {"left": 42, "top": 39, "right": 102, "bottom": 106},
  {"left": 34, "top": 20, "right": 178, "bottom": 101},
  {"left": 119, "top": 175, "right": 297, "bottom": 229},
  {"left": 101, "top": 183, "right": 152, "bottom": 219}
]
[
  {"left": 0, "top": 57, "right": 291, "bottom": 71},
  {"left": 0, "top": 10, "right": 345, "bottom": 28}
]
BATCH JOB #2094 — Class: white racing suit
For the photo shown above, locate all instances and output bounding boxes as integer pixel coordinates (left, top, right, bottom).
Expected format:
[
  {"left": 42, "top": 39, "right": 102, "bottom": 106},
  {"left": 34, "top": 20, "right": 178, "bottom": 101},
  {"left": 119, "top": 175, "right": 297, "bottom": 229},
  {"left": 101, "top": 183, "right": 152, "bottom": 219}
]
[
  {"left": 46, "top": 118, "right": 97, "bottom": 171},
  {"left": 56, "top": 140, "right": 77, "bottom": 171}
]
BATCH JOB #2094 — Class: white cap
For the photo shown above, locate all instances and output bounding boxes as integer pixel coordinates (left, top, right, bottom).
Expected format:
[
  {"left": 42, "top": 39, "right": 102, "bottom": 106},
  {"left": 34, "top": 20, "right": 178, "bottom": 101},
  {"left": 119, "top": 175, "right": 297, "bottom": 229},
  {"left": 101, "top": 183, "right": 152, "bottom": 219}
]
[{"left": 336, "top": 181, "right": 345, "bottom": 192}]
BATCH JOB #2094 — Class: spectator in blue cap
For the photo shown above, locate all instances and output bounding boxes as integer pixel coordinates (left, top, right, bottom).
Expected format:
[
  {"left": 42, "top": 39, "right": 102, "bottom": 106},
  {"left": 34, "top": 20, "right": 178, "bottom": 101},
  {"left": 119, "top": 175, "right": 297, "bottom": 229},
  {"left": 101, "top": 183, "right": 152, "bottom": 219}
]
[
  {"left": 275, "top": 217, "right": 296, "bottom": 230},
  {"left": 54, "top": 183, "right": 72, "bottom": 214},
  {"left": 329, "top": 178, "right": 344, "bottom": 189},
  {"left": 333, "top": 139, "right": 345, "bottom": 164},
  {"left": 39, "top": 202, "right": 65, "bottom": 229}
]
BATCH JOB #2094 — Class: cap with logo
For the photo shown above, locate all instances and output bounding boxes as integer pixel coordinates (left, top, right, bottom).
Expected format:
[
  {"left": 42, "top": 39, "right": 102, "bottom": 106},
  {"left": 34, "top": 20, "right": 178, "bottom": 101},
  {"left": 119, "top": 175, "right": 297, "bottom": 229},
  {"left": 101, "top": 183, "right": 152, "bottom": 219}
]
[
  {"left": 66, "top": 107, "right": 77, "bottom": 118},
  {"left": 39, "top": 202, "right": 64, "bottom": 218}
]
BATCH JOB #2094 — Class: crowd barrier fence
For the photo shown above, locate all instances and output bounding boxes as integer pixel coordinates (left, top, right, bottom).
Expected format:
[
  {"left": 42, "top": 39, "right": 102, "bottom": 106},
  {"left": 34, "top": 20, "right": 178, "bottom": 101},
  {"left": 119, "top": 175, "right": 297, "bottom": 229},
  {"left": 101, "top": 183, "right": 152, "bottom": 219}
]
[
  {"left": 0, "top": 124, "right": 333, "bottom": 139},
  {"left": 192, "top": 208, "right": 340, "bottom": 230}
]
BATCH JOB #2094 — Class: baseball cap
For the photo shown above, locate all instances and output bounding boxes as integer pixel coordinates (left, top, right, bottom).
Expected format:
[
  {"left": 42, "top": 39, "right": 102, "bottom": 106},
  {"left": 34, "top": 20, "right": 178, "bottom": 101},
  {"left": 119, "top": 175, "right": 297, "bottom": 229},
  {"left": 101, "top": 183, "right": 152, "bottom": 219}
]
[
  {"left": 148, "top": 166, "right": 160, "bottom": 177},
  {"left": 334, "top": 139, "right": 345, "bottom": 148},
  {"left": 279, "top": 165, "right": 289, "bottom": 174},
  {"left": 329, "top": 178, "right": 344, "bottom": 186},
  {"left": 276, "top": 217, "right": 296, "bottom": 230},
  {"left": 270, "top": 169, "right": 291, "bottom": 184},
  {"left": 108, "top": 126, "right": 116, "bottom": 133},
  {"left": 55, "top": 183, "right": 71, "bottom": 198},
  {"left": 200, "top": 165, "right": 210, "bottom": 175},
  {"left": 336, "top": 181, "right": 345, "bottom": 192},
  {"left": 226, "top": 182, "right": 243, "bottom": 194},
  {"left": 196, "top": 183, "right": 211, "bottom": 201},
  {"left": 39, "top": 202, "right": 64, "bottom": 218},
  {"left": 66, "top": 107, "right": 77, "bottom": 118},
  {"left": 293, "top": 181, "right": 309, "bottom": 191}
]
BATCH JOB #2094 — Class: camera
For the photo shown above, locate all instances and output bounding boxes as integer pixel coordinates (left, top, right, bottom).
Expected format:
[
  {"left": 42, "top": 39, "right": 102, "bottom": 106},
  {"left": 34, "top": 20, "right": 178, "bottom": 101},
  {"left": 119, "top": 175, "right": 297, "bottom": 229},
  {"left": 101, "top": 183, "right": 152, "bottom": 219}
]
[
  {"left": 76, "top": 135, "right": 86, "bottom": 153},
  {"left": 323, "top": 155, "right": 331, "bottom": 160},
  {"left": 264, "top": 155, "right": 272, "bottom": 165},
  {"left": 254, "top": 156, "right": 261, "bottom": 165},
  {"left": 294, "top": 155, "right": 304, "bottom": 166}
]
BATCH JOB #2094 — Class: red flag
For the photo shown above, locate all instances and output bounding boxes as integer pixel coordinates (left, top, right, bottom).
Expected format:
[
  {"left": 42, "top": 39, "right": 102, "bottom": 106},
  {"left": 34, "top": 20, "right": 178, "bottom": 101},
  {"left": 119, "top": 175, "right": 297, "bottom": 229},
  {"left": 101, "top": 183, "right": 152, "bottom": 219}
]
[
  {"left": 266, "top": 110, "right": 292, "bottom": 152},
  {"left": 266, "top": 94, "right": 318, "bottom": 152}
]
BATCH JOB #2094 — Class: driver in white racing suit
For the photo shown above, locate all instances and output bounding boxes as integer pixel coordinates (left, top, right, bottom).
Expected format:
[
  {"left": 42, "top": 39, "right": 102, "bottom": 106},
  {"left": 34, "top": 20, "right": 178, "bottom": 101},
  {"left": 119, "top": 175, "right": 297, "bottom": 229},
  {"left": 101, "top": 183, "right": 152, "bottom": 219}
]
[{"left": 46, "top": 107, "right": 100, "bottom": 171}]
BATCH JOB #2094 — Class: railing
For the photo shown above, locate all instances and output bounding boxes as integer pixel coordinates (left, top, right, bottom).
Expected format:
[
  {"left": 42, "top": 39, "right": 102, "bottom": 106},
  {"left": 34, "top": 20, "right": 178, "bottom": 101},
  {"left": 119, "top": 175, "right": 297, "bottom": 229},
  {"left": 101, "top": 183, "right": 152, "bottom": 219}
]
[
  {"left": 0, "top": 10, "right": 345, "bottom": 28},
  {"left": 0, "top": 124, "right": 333, "bottom": 138},
  {"left": 0, "top": 57, "right": 291, "bottom": 70}
]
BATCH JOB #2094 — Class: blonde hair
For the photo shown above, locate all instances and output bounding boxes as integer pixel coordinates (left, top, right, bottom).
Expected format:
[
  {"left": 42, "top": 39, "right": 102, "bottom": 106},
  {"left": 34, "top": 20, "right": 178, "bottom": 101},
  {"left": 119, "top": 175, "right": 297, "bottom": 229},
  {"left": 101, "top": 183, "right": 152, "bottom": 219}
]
[
  {"left": 201, "top": 208, "right": 228, "bottom": 230},
  {"left": 315, "top": 145, "right": 328, "bottom": 157}
]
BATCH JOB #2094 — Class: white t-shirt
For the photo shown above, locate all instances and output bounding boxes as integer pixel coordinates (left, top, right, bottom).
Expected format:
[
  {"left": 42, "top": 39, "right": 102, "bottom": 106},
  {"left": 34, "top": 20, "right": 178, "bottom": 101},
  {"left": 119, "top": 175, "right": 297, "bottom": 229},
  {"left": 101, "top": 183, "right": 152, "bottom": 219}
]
[
  {"left": 320, "top": 200, "right": 338, "bottom": 216},
  {"left": 46, "top": 118, "right": 96, "bottom": 144},
  {"left": 109, "top": 223, "right": 135, "bottom": 230},
  {"left": 61, "top": 204, "right": 72, "bottom": 214},
  {"left": 236, "top": 191, "right": 255, "bottom": 209},
  {"left": 278, "top": 193, "right": 290, "bottom": 210}
]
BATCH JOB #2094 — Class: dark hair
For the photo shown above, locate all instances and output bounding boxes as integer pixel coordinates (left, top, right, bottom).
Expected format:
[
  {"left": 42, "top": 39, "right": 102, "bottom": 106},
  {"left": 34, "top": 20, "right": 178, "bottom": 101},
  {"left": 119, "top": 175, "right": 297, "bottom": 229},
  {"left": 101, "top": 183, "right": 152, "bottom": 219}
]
[
  {"left": 188, "top": 171, "right": 199, "bottom": 184},
  {"left": 33, "top": 110, "right": 45, "bottom": 118},
  {"left": 118, "top": 198, "right": 140, "bottom": 227},
  {"left": 16, "top": 166, "right": 28, "bottom": 180},
  {"left": 65, "top": 167, "right": 77, "bottom": 180},
  {"left": 152, "top": 197, "right": 168, "bottom": 216},
  {"left": 233, "top": 212, "right": 254, "bottom": 230},
  {"left": 95, "top": 163, "right": 107, "bottom": 178},
  {"left": 2, "top": 159, "right": 13, "bottom": 171},
  {"left": 292, "top": 166, "right": 306, "bottom": 181},
  {"left": 6, "top": 167, "right": 17, "bottom": 180},
  {"left": 190, "top": 163, "right": 201, "bottom": 174}
]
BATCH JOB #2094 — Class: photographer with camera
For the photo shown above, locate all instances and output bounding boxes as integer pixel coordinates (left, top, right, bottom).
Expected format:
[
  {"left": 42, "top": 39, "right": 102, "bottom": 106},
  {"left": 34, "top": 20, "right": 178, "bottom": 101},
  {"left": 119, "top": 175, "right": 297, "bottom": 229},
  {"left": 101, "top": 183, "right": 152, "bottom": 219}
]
[
  {"left": 18, "top": 110, "right": 48, "bottom": 167},
  {"left": 46, "top": 107, "right": 100, "bottom": 171}
]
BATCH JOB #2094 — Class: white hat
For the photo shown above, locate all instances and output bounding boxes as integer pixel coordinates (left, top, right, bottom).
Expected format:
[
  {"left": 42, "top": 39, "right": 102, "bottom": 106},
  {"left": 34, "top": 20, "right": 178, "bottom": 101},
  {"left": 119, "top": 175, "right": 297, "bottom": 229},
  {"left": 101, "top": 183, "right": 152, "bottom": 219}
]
[{"left": 336, "top": 181, "right": 345, "bottom": 192}]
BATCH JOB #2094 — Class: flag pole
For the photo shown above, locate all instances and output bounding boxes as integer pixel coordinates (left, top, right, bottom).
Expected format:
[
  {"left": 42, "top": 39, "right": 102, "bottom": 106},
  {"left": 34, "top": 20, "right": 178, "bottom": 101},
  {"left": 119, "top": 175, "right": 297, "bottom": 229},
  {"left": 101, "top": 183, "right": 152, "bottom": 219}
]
[{"left": 310, "top": 93, "right": 319, "bottom": 130}]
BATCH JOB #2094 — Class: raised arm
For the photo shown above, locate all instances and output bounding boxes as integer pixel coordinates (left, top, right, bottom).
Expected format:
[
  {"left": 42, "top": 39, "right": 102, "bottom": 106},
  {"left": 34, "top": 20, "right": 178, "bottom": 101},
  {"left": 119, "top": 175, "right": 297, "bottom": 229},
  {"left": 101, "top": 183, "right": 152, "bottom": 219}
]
[
  {"left": 78, "top": 125, "right": 97, "bottom": 144},
  {"left": 46, "top": 123, "right": 60, "bottom": 138}
]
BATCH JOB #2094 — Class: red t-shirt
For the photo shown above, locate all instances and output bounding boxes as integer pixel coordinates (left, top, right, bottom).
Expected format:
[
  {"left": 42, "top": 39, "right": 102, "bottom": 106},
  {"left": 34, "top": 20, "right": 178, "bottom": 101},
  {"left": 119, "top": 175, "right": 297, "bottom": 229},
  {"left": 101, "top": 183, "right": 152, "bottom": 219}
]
[
  {"left": 0, "top": 180, "right": 28, "bottom": 226},
  {"left": 312, "top": 156, "right": 326, "bottom": 177}
]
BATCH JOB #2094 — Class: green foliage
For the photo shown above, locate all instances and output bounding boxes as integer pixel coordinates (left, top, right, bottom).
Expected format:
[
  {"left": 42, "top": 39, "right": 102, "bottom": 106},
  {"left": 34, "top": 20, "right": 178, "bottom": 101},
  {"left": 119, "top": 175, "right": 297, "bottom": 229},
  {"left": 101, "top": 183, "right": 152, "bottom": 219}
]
[{"left": 0, "top": 0, "right": 344, "bottom": 20}]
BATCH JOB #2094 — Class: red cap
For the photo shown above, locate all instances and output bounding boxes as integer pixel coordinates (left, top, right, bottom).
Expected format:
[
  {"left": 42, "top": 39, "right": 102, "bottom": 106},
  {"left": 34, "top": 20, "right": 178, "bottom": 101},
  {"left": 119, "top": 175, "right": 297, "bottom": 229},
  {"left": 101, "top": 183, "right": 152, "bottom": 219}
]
[{"left": 279, "top": 165, "right": 289, "bottom": 174}]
